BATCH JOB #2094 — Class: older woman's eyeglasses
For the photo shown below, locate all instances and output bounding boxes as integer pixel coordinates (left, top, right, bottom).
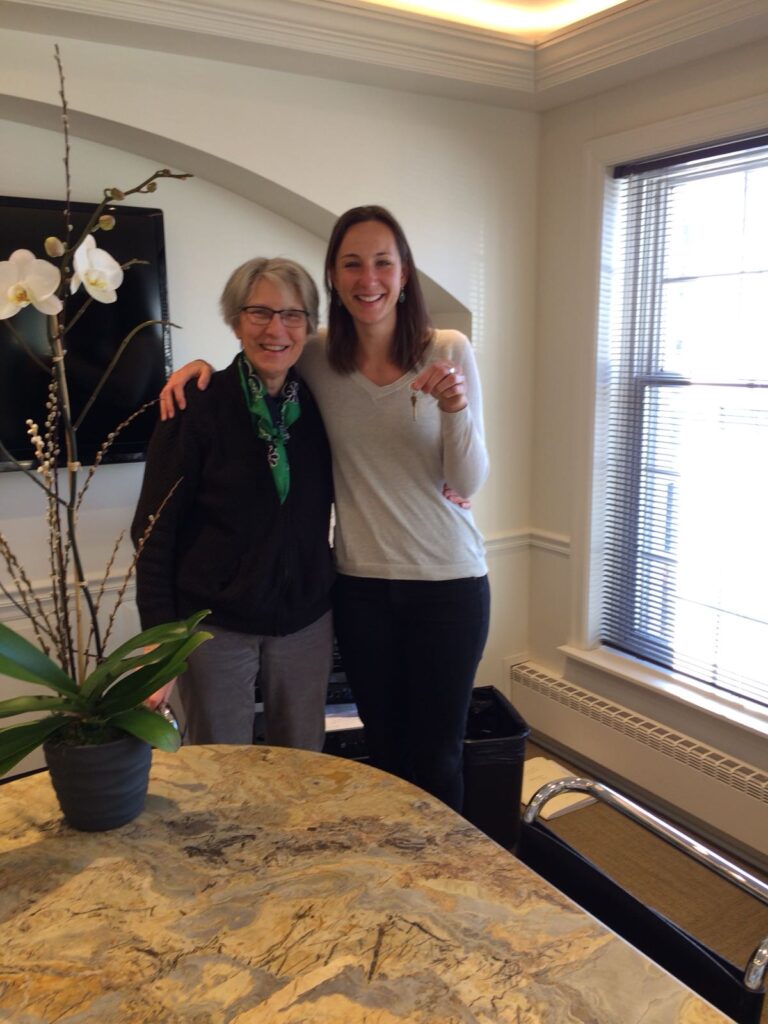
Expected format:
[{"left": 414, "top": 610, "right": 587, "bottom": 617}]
[{"left": 241, "top": 305, "right": 309, "bottom": 327}]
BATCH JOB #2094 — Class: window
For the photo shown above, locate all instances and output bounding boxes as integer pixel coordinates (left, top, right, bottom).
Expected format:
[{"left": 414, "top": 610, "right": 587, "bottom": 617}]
[{"left": 601, "top": 135, "right": 768, "bottom": 709}]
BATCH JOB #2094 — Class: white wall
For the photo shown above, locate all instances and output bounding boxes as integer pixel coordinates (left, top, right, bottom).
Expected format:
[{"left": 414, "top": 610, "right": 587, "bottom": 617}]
[{"left": 0, "top": 26, "right": 539, "bottom": 696}]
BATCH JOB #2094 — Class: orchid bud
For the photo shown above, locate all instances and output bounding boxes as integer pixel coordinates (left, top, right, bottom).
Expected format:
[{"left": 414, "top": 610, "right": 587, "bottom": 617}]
[
  {"left": 146, "top": 182, "right": 157, "bottom": 193},
  {"left": 98, "top": 214, "right": 116, "bottom": 231},
  {"left": 109, "top": 188, "right": 125, "bottom": 201},
  {"left": 44, "top": 236, "right": 65, "bottom": 258}
]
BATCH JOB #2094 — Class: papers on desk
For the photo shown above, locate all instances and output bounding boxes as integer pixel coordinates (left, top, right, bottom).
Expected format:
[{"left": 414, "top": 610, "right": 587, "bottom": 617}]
[{"left": 522, "top": 757, "right": 597, "bottom": 819}]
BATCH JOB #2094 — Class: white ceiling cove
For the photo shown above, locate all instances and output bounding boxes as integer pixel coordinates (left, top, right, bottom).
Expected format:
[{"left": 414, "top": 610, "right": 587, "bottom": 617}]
[
  {"left": 349, "top": 0, "right": 633, "bottom": 42},
  {"left": 1, "top": 0, "right": 768, "bottom": 108}
]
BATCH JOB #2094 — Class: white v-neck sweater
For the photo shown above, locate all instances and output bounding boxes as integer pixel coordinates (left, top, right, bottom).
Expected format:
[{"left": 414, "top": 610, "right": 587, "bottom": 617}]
[{"left": 299, "top": 329, "right": 488, "bottom": 581}]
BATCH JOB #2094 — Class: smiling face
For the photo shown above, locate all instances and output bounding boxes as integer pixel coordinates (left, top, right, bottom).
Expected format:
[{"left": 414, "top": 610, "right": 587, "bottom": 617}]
[
  {"left": 235, "top": 277, "right": 308, "bottom": 395},
  {"left": 330, "top": 220, "right": 408, "bottom": 337}
]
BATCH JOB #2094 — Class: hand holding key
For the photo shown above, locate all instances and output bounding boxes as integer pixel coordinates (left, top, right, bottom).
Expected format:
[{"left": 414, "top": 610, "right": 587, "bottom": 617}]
[{"left": 410, "top": 360, "right": 467, "bottom": 414}]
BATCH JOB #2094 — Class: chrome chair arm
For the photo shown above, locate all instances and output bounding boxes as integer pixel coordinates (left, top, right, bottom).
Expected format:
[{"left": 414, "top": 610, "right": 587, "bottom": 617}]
[
  {"left": 745, "top": 939, "right": 768, "bottom": 993},
  {"left": 523, "top": 776, "right": 768, "bottom": 991}
]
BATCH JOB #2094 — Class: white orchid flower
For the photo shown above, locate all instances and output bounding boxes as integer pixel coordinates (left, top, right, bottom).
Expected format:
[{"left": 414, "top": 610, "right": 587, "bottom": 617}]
[
  {"left": 0, "top": 249, "right": 63, "bottom": 319},
  {"left": 71, "top": 234, "right": 124, "bottom": 303}
]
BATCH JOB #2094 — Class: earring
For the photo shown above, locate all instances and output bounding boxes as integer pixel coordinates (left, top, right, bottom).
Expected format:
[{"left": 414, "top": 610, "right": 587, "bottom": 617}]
[{"left": 398, "top": 288, "right": 406, "bottom": 304}]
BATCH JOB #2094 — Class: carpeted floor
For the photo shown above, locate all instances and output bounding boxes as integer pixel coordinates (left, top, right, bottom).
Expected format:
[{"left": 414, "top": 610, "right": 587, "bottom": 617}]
[{"left": 524, "top": 741, "right": 768, "bottom": 1022}]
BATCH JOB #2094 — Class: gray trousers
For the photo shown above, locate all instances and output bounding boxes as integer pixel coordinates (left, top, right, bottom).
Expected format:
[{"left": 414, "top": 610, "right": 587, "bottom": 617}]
[{"left": 178, "top": 611, "right": 332, "bottom": 751}]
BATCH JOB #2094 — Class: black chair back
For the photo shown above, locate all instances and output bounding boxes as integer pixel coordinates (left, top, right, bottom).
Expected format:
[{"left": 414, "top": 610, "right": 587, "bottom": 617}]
[{"left": 518, "top": 817, "right": 765, "bottom": 1024}]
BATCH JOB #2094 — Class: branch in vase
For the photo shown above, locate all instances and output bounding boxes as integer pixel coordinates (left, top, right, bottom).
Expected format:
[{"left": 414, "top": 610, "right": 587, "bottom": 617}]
[
  {"left": 0, "top": 439, "right": 64, "bottom": 501},
  {"left": 100, "top": 477, "right": 182, "bottom": 653},
  {"left": 0, "top": 534, "right": 57, "bottom": 653},
  {"left": 54, "top": 45, "right": 72, "bottom": 253},
  {"left": 75, "top": 398, "right": 158, "bottom": 512},
  {"left": 73, "top": 320, "right": 178, "bottom": 432},
  {"left": 84, "top": 528, "right": 126, "bottom": 669}
]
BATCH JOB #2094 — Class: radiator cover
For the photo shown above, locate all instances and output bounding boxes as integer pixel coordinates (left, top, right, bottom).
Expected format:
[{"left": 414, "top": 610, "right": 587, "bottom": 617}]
[{"left": 511, "top": 662, "right": 768, "bottom": 863}]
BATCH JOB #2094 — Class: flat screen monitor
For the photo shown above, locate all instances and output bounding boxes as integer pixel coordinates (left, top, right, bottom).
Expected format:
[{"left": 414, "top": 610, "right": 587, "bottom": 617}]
[{"left": 0, "top": 197, "right": 171, "bottom": 469}]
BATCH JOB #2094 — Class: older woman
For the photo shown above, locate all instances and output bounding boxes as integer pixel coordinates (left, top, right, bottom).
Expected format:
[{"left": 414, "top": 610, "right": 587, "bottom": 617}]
[{"left": 132, "top": 258, "right": 334, "bottom": 749}]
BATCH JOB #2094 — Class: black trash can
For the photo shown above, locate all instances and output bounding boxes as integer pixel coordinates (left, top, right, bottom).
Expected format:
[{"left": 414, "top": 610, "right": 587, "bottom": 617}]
[{"left": 462, "top": 685, "right": 530, "bottom": 850}]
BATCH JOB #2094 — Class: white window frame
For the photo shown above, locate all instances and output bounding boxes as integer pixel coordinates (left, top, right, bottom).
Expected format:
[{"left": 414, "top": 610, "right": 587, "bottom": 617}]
[{"left": 564, "top": 93, "right": 768, "bottom": 764}]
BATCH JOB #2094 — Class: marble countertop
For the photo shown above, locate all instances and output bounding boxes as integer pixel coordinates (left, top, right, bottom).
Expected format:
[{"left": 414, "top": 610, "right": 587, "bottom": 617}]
[{"left": 0, "top": 745, "right": 732, "bottom": 1023}]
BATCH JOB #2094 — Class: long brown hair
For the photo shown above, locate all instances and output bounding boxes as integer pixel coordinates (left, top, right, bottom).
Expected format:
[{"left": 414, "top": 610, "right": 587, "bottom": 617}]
[{"left": 324, "top": 205, "right": 432, "bottom": 373}]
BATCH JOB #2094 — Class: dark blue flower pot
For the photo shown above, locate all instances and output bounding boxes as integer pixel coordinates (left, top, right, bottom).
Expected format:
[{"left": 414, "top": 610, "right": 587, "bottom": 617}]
[{"left": 44, "top": 733, "right": 152, "bottom": 831}]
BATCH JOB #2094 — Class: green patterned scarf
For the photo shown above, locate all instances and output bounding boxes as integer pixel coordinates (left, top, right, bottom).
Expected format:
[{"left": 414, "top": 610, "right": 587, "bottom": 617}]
[{"left": 237, "top": 353, "right": 301, "bottom": 504}]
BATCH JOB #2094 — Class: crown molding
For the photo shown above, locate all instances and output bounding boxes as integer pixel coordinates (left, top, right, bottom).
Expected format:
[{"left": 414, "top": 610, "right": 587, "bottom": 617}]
[
  {"left": 0, "top": 0, "right": 536, "bottom": 106},
  {"left": 1, "top": 0, "right": 767, "bottom": 110},
  {"left": 536, "top": 0, "right": 768, "bottom": 105}
]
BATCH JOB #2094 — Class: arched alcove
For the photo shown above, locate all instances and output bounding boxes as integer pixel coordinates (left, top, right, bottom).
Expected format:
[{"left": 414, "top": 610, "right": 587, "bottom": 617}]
[{"left": 0, "top": 94, "right": 470, "bottom": 333}]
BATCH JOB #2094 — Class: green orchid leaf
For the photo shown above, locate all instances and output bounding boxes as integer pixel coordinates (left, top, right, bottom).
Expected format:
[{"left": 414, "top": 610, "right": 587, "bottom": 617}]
[
  {"left": 0, "top": 714, "right": 70, "bottom": 776},
  {"left": 97, "top": 632, "right": 211, "bottom": 716},
  {"left": 0, "top": 695, "right": 76, "bottom": 719},
  {"left": 80, "top": 610, "right": 211, "bottom": 699},
  {"left": 111, "top": 707, "right": 181, "bottom": 752},
  {"left": 102, "top": 610, "right": 211, "bottom": 664},
  {"left": 0, "top": 624, "right": 77, "bottom": 695},
  {"left": 98, "top": 661, "right": 183, "bottom": 717},
  {"left": 80, "top": 634, "right": 198, "bottom": 701},
  {"left": 81, "top": 641, "right": 177, "bottom": 701}
]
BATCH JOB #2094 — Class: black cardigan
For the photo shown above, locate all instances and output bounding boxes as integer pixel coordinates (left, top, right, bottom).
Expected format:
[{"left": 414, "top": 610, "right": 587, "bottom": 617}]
[{"left": 131, "top": 358, "right": 334, "bottom": 636}]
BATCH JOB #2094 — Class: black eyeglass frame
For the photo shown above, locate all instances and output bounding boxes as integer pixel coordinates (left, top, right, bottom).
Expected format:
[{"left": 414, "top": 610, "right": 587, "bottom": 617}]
[{"left": 240, "top": 305, "right": 310, "bottom": 326}]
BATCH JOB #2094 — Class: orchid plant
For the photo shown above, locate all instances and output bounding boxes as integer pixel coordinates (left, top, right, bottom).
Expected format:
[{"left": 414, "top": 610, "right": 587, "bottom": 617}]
[{"left": 0, "top": 48, "right": 210, "bottom": 776}]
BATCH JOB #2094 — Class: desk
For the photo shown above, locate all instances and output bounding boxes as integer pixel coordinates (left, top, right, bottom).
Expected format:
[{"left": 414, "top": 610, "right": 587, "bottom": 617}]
[{"left": 0, "top": 745, "right": 731, "bottom": 1023}]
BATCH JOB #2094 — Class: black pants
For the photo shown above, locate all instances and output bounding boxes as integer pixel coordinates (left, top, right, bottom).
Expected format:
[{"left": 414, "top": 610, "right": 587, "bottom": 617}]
[{"left": 333, "top": 574, "right": 491, "bottom": 811}]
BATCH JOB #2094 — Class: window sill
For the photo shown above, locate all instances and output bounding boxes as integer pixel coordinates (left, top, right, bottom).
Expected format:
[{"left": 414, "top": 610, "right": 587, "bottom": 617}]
[{"left": 558, "top": 644, "right": 768, "bottom": 765}]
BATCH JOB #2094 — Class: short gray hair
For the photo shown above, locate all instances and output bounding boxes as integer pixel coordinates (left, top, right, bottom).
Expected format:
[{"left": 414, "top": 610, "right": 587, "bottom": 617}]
[{"left": 219, "top": 257, "right": 319, "bottom": 333}]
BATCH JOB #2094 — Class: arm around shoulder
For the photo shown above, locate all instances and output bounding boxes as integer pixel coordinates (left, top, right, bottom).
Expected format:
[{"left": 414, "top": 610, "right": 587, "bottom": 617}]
[{"left": 159, "top": 358, "right": 215, "bottom": 420}]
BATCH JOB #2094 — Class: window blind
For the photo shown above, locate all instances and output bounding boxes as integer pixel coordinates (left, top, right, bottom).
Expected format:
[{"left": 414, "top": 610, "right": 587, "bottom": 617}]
[{"left": 602, "top": 138, "right": 768, "bottom": 708}]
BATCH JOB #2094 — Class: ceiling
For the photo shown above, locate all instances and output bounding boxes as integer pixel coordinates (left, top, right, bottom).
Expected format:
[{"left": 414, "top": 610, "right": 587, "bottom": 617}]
[
  {"left": 351, "top": 0, "right": 631, "bottom": 42},
  {"left": 1, "top": 0, "right": 768, "bottom": 110}
]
